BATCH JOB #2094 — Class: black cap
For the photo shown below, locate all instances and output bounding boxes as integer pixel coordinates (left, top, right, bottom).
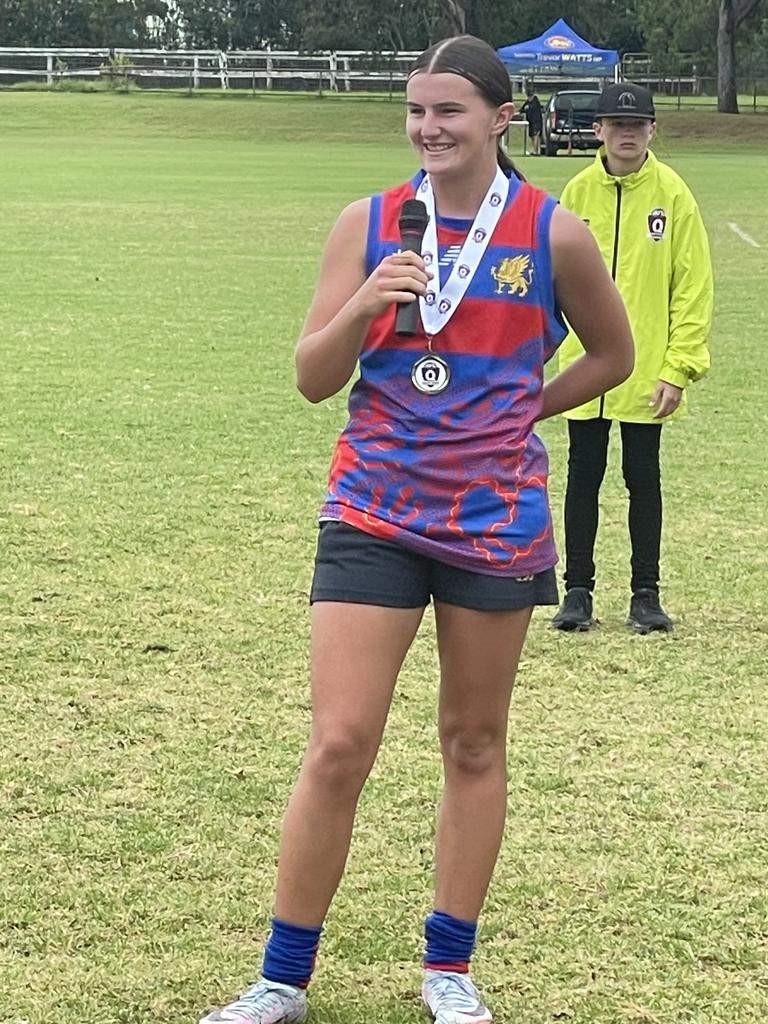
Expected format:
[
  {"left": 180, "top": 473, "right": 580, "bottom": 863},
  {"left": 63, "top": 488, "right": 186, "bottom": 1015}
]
[{"left": 595, "top": 83, "right": 655, "bottom": 120}]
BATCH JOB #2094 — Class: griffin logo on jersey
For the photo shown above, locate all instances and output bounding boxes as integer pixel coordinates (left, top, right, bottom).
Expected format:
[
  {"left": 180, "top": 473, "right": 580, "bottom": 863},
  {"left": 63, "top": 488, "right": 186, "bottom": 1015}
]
[{"left": 491, "top": 254, "right": 534, "bottom": 296}]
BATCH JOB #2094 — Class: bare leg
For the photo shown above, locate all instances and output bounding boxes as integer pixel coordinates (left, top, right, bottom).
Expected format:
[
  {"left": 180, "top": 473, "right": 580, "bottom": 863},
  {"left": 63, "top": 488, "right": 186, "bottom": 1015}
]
[
  {"left": 432, "top": 602, "right": 532, "bottom": 921},
  {"left": 274, "top": 601, "right": 424, "bottom": 926}
]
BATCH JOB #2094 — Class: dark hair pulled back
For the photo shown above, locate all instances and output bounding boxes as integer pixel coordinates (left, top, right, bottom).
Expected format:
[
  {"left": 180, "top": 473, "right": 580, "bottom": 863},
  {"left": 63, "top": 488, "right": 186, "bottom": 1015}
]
[{"left": 409, "top": 35, "right": 524, "bottom": 181}]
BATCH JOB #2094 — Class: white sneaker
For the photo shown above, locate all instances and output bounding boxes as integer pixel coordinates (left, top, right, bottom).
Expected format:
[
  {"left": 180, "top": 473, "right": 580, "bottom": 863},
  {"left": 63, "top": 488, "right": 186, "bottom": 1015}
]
[
  {"left": 422, "top": 969, "right": 492, "bottom": 1024},
  {"left": 199, "top": 979, "right": 308, "bottom": 1024}
]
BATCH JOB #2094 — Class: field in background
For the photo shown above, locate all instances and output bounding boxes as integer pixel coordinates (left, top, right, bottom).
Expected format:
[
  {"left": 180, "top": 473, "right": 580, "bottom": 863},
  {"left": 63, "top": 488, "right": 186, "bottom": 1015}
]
[{"left": 0, "top": 92, "right": 766, "bottom": 1024}]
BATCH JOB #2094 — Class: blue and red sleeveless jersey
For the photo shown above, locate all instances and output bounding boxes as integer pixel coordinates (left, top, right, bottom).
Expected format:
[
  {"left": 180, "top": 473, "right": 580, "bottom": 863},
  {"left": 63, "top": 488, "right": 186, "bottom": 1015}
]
[{"left": 320, "top": 171, "right": 567, "bottom": 576}]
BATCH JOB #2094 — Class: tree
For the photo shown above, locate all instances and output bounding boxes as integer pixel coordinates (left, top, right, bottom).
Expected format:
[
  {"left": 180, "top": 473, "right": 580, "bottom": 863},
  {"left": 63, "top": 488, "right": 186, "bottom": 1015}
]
[
  {"left": 0, "top": 0, "right": 175, "bottom": 46},
  {"left": 298, "top": 0, "right": 455, "bottom": 51},
  {"left": 86, "top": 1, "right": 171, "bottom": 47},
  {"left": 170, "top": 0, "right": 303, "bottom": 49},
  {"left": 634, "top": 0, "right": 714, "bottom": 73},
  {"left": 717, "top": 0, "right": 764, "bottom": 111},
  {"left": 438, "top": 0, "right": 466, "bottom": 34}
]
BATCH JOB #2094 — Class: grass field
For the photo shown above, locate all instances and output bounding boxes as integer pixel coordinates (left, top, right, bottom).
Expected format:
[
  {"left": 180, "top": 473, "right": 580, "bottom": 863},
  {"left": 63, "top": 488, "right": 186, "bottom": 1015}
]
[{"left": 0, "top": 92, "right": 766, "bottom": 1024}]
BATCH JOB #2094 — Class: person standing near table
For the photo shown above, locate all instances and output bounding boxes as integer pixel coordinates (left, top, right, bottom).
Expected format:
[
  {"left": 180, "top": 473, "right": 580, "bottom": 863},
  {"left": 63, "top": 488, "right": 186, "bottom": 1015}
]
[{"left": 552, "top": 82, "right": 713, "bottom": 634}]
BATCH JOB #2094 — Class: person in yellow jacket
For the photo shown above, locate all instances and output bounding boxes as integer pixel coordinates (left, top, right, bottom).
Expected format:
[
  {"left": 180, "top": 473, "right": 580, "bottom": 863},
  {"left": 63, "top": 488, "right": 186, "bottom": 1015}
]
[{"left": 552, "top": 82, "right": 713, "bottom": 634}]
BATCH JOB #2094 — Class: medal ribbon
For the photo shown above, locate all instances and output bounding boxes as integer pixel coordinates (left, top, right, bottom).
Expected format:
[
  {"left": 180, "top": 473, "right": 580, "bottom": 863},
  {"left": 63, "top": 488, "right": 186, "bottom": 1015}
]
[{"left": 417, "top": 166, "right": 510, "bottom": 337}]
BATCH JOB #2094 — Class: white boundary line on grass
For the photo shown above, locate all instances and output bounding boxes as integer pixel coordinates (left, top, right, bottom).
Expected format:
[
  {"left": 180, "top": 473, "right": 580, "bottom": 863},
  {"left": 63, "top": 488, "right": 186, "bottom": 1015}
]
[{"left": 728, "top": 222, "right": 762, "bottom": 248}]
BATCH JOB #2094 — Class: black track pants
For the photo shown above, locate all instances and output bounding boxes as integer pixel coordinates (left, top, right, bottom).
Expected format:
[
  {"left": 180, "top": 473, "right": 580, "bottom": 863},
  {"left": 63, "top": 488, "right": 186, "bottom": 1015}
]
[{"left": 563, "top": 418, "right": 663, "bottom": 594}]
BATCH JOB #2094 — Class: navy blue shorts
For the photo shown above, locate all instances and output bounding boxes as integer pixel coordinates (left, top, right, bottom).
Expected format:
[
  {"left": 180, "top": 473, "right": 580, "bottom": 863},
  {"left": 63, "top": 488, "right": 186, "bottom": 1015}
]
[{"left": 310, "top": 521, "right": 559, "bottom": 612}]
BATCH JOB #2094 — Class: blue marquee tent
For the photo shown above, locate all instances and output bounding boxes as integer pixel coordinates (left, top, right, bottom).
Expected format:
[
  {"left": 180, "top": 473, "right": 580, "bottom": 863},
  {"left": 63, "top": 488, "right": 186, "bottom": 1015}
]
[{"left": 497, "top": 18, "right": 619, "bottom": 77}]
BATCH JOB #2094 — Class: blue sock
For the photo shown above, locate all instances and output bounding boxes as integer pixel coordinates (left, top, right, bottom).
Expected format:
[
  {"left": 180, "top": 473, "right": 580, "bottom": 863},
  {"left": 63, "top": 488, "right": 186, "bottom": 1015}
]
[
  {"left": 262, "top": 917, "right": 322, "bottom": 989},
  {"left": 424, "top": 910, "right": 477, "bottom": 973}
]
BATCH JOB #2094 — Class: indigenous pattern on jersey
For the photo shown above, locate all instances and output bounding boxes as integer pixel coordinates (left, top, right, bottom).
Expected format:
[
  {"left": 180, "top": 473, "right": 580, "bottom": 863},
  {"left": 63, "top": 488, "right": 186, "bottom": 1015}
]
[{"left": 320, "top": 171, "right": 567, "bottom": 576}]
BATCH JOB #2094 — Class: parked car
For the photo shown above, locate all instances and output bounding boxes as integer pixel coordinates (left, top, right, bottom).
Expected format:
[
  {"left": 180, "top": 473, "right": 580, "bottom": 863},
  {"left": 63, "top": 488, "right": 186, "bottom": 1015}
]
[{"left": 542, "top": 90, "right": 601, "bottom": 156}]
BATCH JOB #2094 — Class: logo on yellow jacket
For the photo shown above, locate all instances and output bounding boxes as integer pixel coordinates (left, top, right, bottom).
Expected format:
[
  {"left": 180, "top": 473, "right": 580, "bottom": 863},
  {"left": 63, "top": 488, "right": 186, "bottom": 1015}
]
[
  {"left": 648, "top": 208, "right": 667, "bottom": 242},
  {"left": 491, "top": 254, "right": 534, "bottom": 296}
]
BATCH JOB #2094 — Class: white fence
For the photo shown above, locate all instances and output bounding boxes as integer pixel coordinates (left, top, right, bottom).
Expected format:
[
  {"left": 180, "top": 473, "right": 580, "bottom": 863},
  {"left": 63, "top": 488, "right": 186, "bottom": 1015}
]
[
  {"left": 2, "top": 47, "right": 762, "bottom": 104},
  {"left": 0, "top": 46, "right": 606, "bottom": 97},
  {"left": 0, "top": 47, "right": 421, "bottom": 92}
]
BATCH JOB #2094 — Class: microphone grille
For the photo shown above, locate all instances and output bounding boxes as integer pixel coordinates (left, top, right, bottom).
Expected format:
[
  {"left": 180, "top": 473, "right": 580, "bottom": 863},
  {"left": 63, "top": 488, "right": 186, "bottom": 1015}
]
[{"left": 399, "top": 198, "right": 429, "bottom": 234}]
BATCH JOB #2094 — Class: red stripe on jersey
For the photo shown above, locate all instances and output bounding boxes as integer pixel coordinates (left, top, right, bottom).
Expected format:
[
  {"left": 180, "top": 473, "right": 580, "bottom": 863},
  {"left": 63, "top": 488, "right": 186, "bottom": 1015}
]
[
  {"left": 491, "top": 183, "right": 550, "bottom": 247},
  {"left": 424, "top": 961, "right": 470, "bottom": 974}
]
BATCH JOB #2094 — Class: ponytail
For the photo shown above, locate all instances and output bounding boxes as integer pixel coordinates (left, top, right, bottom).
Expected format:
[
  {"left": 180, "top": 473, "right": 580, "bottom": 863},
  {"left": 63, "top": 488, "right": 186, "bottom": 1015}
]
[{"left": 497, "top": 141, "right": 525, "bottom": 181}]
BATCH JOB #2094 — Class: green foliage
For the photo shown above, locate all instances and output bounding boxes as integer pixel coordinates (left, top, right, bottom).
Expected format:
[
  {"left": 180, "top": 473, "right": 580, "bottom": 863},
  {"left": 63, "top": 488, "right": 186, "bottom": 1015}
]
[
  {"left": 172, "top": 0, "right": 305, "bottom": 50},
  {"left": 467, "top": 0, "right": 646, "bottom": 52},
  {"left": 0, "top": 0, "right": 167, "bottom": 46},
  {"left": 100, "top": 49, "right": 137, "bottom": 92},
  {"left": 53, "top": 55, "right": 68, "bottom": 85},
  {"left": 0, "top": 0, "right": 766, "bottom": 82},
  {"left": 296, "top": 0, "right": 449, "bottom": 51},
  {"left": 634, "top": 0, "right": 718, "bottom": 73}
]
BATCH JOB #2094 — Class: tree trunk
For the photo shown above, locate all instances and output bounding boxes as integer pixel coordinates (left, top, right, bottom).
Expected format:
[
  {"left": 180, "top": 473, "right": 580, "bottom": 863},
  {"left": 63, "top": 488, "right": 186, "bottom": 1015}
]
[
  {"left": 440, "top": 0, "right": 466, "bottom": 34},
  {"left": 718, "top": 0, "right": 764, "bottom": 113},
  {"left": 717, "top": 0, "right": 739, "bottom": 112}
]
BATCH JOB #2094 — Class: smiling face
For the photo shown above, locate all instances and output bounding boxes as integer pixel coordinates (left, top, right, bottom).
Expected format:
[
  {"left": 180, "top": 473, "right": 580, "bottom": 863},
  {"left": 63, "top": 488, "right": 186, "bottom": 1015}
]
[
  {"left": 406, "top": 71, "right": 512, "bottom": 181},
  {"left": 595, "top": 116, "right": 656, "bottom": 174}
]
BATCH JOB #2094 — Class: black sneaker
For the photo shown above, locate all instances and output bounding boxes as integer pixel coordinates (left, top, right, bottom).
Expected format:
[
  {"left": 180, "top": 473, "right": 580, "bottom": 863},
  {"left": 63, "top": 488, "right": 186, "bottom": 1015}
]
[
  {"left": 627, "top": 589, "right": 673, "bottom": 634},
  {"left": 552, "top": 587, "right": 594, "bottom": 631}
]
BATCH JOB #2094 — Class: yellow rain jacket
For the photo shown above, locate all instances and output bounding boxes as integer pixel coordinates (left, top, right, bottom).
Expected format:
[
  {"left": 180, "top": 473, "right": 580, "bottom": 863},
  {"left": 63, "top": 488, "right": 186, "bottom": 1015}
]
[{"left": 558, "top": 148, "right": 713, "bottom": 422}]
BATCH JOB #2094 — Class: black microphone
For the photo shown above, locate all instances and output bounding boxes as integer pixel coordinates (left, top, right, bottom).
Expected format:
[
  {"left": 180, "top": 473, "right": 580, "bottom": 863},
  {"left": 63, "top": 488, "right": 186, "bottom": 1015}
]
[{"left": 395, "top": 199, "right": 430, "bottom": 337}]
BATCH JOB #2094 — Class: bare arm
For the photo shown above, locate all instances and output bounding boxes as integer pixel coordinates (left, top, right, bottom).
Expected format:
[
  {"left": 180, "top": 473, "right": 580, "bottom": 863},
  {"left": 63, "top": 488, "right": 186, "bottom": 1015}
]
[
  {"left": 295, "top": 198, "right": 431, "bottom": 404},
  {"left": 541, "top": 205, "right": 634, "bottom": 420}
]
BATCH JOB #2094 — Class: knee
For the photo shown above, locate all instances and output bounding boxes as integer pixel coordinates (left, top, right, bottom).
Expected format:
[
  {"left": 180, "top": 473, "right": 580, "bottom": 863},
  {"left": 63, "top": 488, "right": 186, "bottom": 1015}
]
[
  {"left": 440, "top": 723, "right": 506, "bottom": 777},
  {"left": 304, "top": 728, "right": 377, "bottom": 793},
  {"left": 568, "top": 447, "right": 607, "bottom": 486},
  {"left": 622, "top": 460, "right": 661, "bottom": 495}
]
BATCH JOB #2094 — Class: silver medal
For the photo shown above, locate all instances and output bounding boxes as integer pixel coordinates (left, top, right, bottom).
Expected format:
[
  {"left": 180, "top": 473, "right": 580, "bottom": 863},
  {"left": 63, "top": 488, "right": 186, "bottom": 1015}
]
[
  {"left": 411, "top": 353, "right": 450, "bottom": 394},
  {"left": 408, "top": 168, "right": 509, "bottom": 398}
]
